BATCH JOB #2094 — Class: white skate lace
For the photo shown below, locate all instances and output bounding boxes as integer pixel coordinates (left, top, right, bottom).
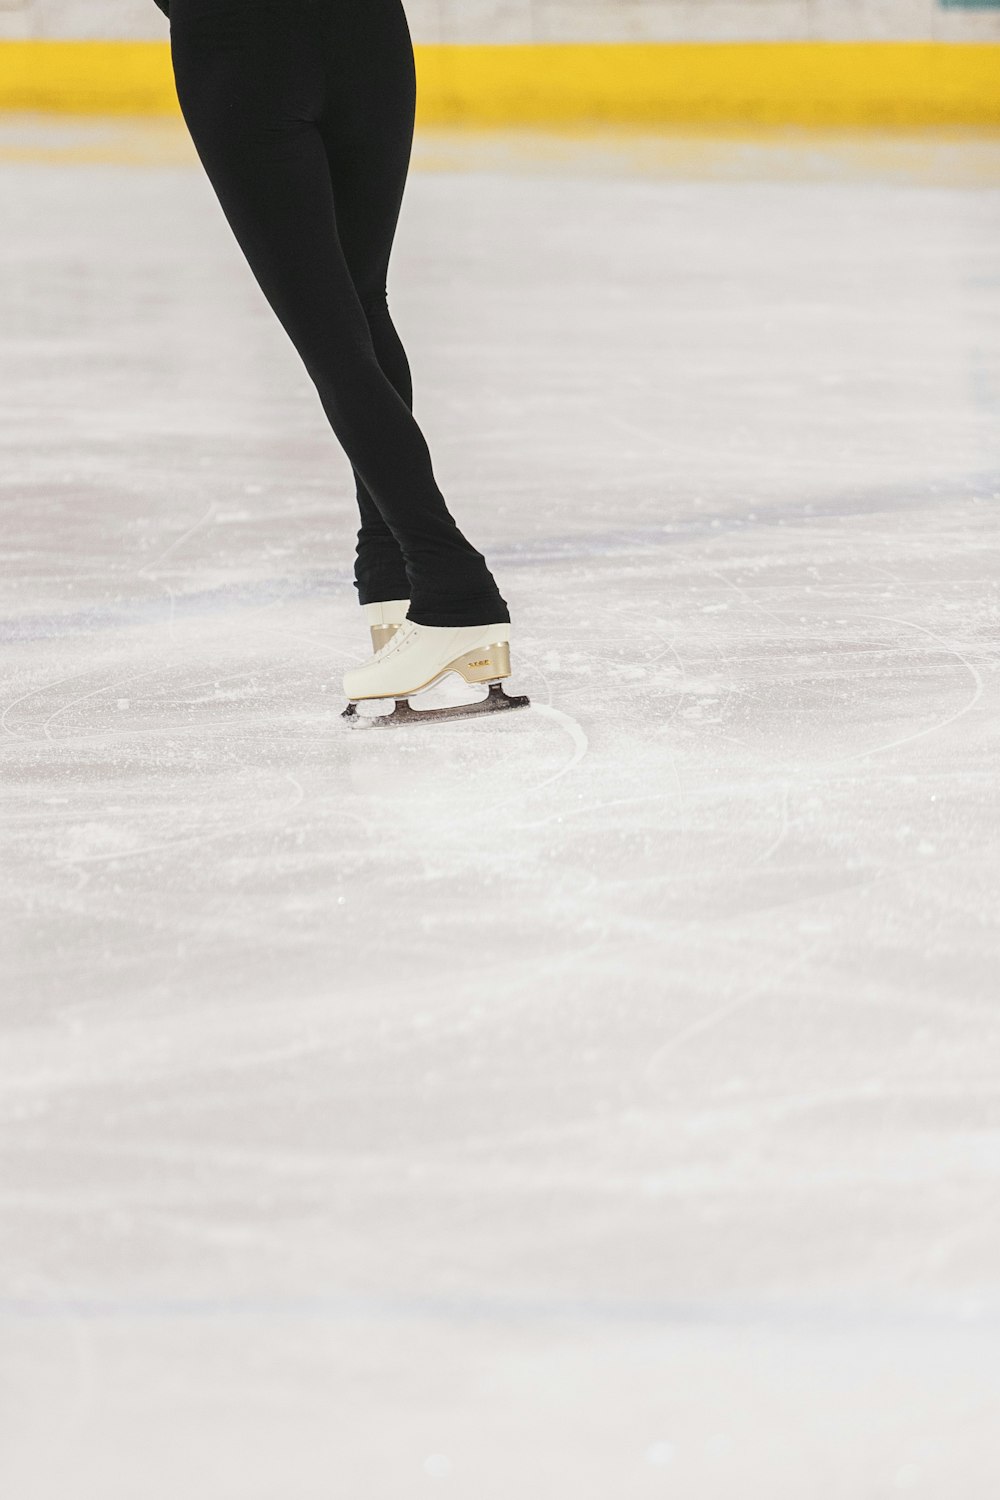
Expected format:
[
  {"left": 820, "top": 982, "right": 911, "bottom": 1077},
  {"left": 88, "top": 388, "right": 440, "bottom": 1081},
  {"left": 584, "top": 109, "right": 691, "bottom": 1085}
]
[{"left": 373, "top": 621, "right": 418, "bottom": 661}]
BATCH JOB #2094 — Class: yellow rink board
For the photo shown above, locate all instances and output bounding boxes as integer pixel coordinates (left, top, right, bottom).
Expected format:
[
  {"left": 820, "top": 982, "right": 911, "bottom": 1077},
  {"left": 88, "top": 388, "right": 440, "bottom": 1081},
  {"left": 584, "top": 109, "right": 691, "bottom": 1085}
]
[{"left": 0, "top": 41, "right": 998, "bottom": 125}]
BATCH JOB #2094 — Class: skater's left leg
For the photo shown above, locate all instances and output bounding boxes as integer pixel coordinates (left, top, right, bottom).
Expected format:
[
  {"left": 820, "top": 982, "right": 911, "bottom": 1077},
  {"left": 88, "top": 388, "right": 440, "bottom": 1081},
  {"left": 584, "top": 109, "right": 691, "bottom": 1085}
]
[
  {"left": 349, "top": 315, "right": 412, "bottom": 608},
  {"left": 341, "top": 226, "right": 414, "bottom": 609},
  {"left": 314, "top": 0, "right": 415, "bottom": 608}
]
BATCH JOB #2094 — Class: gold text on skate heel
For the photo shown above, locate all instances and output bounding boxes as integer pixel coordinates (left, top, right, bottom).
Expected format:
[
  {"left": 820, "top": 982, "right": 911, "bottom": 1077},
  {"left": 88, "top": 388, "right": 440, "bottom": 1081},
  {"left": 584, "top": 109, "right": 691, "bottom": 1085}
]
[{"left": 454, "top": 640, "right": 512, "bottom": 685}]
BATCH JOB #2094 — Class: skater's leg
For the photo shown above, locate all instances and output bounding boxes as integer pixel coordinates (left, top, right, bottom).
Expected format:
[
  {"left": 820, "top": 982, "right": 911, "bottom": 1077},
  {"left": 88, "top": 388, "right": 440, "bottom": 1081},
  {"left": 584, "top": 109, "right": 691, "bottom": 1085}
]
[
  {"left": 321, "top": 79, "right": 415, "bottom": 607},
  {"left": 349, "top": 324, "right": 412, "bottom": 608},
  {"left": 319, "top": 0, "right": 470, "bottom": 612},
  {"left": 169, "top": 0, "right": 507, "bottom": 628}
]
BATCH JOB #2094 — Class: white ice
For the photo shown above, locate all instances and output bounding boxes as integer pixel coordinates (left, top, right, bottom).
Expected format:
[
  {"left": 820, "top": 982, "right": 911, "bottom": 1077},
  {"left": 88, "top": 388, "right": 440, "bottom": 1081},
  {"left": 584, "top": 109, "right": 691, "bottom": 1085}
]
[{"left": 1, "top": 119, "right": 999, "bottom": 1498}]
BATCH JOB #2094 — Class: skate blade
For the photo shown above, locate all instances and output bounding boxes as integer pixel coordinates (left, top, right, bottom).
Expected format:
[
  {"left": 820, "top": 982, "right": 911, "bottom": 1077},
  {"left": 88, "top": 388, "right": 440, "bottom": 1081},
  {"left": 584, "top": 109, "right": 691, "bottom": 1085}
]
[{"left": 342, "top": 681, "right": 530, "bottom": 728}]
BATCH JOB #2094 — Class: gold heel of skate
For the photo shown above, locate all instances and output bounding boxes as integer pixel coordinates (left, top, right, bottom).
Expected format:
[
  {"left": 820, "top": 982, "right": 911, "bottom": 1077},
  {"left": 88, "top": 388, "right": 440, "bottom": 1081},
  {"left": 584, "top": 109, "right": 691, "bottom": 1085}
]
[{"left": 452, "top": 640, "right": 512, "bottom": 685}]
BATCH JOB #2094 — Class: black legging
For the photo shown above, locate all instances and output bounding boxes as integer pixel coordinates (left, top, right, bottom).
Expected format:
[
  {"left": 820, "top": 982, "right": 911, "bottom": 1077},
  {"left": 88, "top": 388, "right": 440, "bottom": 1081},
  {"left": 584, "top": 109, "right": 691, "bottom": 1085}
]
[{"left": 168, "top": 0, "right": 509, "bottom": 628}]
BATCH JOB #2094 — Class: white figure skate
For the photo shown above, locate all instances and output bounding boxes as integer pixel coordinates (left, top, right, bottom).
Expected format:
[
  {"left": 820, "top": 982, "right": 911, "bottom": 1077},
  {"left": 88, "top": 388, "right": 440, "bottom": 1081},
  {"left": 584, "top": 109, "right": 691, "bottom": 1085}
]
[{"left": 342, "top": 620, "right": 530, "bottom": 726}]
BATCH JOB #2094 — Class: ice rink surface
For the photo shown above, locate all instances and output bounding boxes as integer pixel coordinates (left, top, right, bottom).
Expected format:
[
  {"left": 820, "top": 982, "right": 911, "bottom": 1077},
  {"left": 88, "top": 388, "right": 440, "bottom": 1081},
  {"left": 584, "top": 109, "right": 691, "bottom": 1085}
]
[{"left": 2, "top": 118, "right": 1000, "bottom": 1497}]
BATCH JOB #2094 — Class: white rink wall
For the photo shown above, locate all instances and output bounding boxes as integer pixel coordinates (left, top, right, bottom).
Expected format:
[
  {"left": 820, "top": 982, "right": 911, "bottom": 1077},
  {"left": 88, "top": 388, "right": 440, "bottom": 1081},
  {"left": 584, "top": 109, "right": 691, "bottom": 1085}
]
[{"left": 1, "top": 0, "right": 998, "bottom": 42}]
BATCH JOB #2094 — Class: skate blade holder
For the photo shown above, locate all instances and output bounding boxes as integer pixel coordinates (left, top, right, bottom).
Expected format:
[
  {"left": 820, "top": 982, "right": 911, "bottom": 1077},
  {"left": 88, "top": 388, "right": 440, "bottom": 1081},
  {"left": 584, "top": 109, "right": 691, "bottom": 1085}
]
[{"left": 343, "top": 680, "right": 530, "bottom": 728}]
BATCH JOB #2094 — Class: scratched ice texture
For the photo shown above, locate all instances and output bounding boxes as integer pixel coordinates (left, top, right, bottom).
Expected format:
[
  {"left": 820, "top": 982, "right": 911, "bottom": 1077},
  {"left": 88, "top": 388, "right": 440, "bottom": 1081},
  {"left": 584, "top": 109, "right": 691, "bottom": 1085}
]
[{"left": 1, "top": 120, "right": 999, "bottom": 1498}]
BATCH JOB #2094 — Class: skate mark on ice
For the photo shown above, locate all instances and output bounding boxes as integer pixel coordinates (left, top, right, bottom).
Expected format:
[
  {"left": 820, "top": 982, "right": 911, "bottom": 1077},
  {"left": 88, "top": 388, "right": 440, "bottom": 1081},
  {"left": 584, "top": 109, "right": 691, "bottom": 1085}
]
[
  {"left": 161, "top": 582, "right": 177, "bottom": 637},
  {"left": 703, "top": 566, "right": 797, "bottom": 635},
  {"left": 827, "top": 615, "right": 984, "bottom": 766},
  {"left": 705, "top": 635, "right": 740, "bottom": 726},
  {"left": 910, "top": 1196, "right": 1000, "bottom": 1285},
  {"left": 643, "top": 939, "right": 824, "bottom": 1079},
  {"left": 601, "top": 601, "right": 689, "bottom": 674},
  {"left": 749, "top": 782, "right": 791, "bottom": 867},
  {"left": 1, "top": 646, "right": 262, "bottom": 744},
  {"left": 602, "top": 410, "right": 670, "bottom": 456},
  {"left": 32, "top": 653, "right": 298, "bottom": 744},
  {"left": 2, "top": 661, "right": 202, "bottom": 745},
  {"left": 513, "top": 657, "right": 588, "bottom": 795},
  {"left": 138, "top": 501, "right": 225, "bottom": 650},
  {"left": 40, "top": 664, "right": 185, "bottom": 743},
  {"left": 513, "top": 788, "right": 668, "bottom": 831},
  {"left": 512, "top": 730, "right": 684, "bottom": 832},
  {"left": 51, "top": 771, "right": 306, "bottom": 867},
  {"left": 509, "top": 635, "right": 705, "bottom": 830},
  {"left": 523, "top": 703, "right": 589, "bottom": 787},
  {"left": 136, "top": 500, "right": 218, "bottom": 579},
  {"left": 513, "top": 765, "right": 793, "bottom": 834},
  {"left": 195, "top": 1033, "right": 334, "bottom": 1078},
  {"left": 257, "top": 620, "right": 340, "bottom": 657},
  {"left": 1, "top": 666, "right": 119, "bottom": 743},
  {"left": 866, "top": 558, "right": 907, "bottom": 589},
  {"left": 161, "top": 659, "right": 287, "bottom": 698},
  {"left": 461, "top": 657, "right": 588, "bottom": 818}
]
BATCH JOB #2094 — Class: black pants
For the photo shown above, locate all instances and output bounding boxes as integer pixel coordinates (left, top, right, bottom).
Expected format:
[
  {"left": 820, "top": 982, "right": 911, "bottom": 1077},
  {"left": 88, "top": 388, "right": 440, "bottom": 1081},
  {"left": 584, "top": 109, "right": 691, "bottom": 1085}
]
[{"left": 169, "top": 0, "right": 509, "bottom": 627}]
